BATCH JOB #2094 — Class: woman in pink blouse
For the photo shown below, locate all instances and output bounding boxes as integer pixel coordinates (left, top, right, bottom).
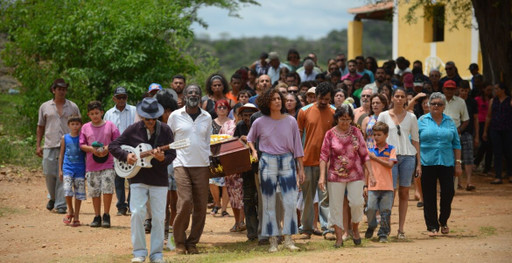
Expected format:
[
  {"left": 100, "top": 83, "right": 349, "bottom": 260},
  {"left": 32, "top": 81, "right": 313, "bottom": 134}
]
[{"left": 318, "top": 104, "right": 376, "bottom": 248}]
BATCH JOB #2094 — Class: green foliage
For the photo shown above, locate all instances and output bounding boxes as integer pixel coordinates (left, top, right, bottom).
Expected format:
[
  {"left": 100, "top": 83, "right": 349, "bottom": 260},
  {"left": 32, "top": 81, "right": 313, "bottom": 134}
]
[
  {"left": 0, "top": 0, "right": 255, "bottom": 128},
  {"left": 398, "top": 0, "right": 473, "bottom": 31},
  {"left": 0, "top": 93, "right": 39, "bottom": 167},
  {"left": 193, "top": 20, "right": 392, "bottom": 75}
]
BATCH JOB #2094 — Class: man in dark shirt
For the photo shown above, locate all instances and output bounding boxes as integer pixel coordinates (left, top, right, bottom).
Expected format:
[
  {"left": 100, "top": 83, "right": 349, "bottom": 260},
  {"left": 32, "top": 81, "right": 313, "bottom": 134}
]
[
  {"left": 109, "top": 97, "right": 176, "bottom": 263},
  {"left": 234, "top": 103, "right": 259, "bottom": 241},
  {"left": 458, "top": 81, "right": 478, "bottom": 191}
]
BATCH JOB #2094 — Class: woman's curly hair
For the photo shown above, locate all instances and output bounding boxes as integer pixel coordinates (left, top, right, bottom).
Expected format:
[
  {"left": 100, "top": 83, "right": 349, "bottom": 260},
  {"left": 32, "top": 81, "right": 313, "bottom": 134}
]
[{"left": 256, "top": 88, "right": 286, "bottom": 116}]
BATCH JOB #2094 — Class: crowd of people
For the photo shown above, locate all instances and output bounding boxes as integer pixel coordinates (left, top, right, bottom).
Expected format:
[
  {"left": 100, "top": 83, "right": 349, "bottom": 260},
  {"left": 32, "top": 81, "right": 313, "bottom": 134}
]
[{"left": 35, "top": 50, "right": 512, "bottom": 262}]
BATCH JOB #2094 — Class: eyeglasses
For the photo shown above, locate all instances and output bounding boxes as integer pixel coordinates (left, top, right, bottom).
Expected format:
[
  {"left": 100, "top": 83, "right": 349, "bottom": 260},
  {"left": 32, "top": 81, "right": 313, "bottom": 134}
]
[
  {"left": 361, "top": 94, "right": 371, "bottom": 98},
  {"left": 430, "top": 102, "right": 445, "bottom": 107},
  {"left": 217, "top": 106, "right": 228, "bottom": 110},
  {"left": 143, "top": 118, "right": 157, "bottom": 121},
  {"left": 288, "top": 90, "right": 299, "bottom": 94},
  {"left": 397, "top": 125, "right": 401, "bottom": 136}
]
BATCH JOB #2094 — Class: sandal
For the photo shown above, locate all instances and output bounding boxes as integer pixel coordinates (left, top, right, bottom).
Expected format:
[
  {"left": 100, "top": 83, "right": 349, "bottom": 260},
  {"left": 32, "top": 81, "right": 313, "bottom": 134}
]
[
  {"left": 323, "top": 230, "right": 336, "bottom": 241},
  {"left": 63, "top": 214, "right": 73, "bottom": 225},
  {"left": 238, "top": 222, "right": 247, "bottom": 231},
  {"left": 465, "top": 185, "right": 476, "bottom": 191},
  {"left": 229, "top": 224, "right": 238, "bottom": 232},
  {"left": 313, "top": 229, "right": 323, "bottom": 236},
  {"left": 71, "top": 220, "right": 81, "bottom": 227},
  {"left": 490, "top": 179, "right": 503, "bottom": 184},
  {"left": 428, "top": 230, "right": 438, "bottom": 237},
  {"left": 210, "top": 206, "right": 219, "bottom": 215},
  {"left": 221, "top": 210, "right": 229, "bottom": 217},
  {"left": 441, "top": 225, "right": 449, "bottom": 235}
]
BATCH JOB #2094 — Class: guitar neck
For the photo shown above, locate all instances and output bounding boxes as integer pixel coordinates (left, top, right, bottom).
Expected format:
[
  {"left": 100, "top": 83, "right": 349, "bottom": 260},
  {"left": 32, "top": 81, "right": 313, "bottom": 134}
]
[{"left": 139, "top": 144, "right": 171, "bottom": 158}]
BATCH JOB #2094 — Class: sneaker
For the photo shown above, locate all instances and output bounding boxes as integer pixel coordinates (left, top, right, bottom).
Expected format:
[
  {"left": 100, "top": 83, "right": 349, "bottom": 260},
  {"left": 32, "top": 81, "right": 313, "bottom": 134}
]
[
  {"left": 397, "top": 231, "right": 406, "bottom": 240},
  {"left": 283, "top": 235, "right": 300, "bottom": 251},
  {"left": 131, "top": 256, "right": 145, "bottom": 263},
  {"left": 56, "top": 207, "right": 67, "bottom": 214},
  {"left": 379, "top": 236, "right": 388, "bottom": 243},
  {"left": 268, "top": 237, "right": 278, "bottom": 253},
  {"left": 117, "top": 207, "right": 128, "bottom": 216},
  {"left": 90, "top": 215, "right": 101, "bottom": 227},
  {"left": 46, "top": 200, "right": 55, "bottom": 211},
  {"left": 365, "top": 228, "right": 375, "bottom": 239},
  {"left": 441, "top": 225, "right": 449, "bottom": 235},
  {"left": 102, "top": 213, "right": 111, "bottom": 228}
]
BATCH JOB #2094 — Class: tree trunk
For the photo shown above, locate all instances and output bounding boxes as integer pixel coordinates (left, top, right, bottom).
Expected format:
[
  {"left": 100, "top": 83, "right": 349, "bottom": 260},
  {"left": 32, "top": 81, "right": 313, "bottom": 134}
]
[{"left": 471, "top": 0, "right": 511, "bottom": 89}]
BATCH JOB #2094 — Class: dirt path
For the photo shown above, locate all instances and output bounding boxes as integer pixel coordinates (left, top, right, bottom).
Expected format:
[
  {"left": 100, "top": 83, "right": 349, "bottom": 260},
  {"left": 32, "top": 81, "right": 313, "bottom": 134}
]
[{"left": 0, "top": 165, "right": 511, "bottom": 262}]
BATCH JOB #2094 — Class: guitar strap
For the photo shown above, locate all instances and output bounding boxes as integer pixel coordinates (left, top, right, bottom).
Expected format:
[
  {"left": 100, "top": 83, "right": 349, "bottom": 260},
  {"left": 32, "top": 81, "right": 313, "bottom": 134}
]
[{"left": 153, "top": 120, "right": 161, "bottom": 149}]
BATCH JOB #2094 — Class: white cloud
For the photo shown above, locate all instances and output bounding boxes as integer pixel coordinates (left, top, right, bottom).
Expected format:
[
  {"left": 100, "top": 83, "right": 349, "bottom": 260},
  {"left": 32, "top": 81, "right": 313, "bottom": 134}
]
[{"left": 191, "top": 0, "right": 365, "bottom": 40}]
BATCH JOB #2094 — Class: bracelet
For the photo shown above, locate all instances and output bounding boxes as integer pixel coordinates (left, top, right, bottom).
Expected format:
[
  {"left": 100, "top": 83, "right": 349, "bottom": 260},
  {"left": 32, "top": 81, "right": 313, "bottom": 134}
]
[{"left": 455, "top": 159, "right": 462, "bottom": 164}]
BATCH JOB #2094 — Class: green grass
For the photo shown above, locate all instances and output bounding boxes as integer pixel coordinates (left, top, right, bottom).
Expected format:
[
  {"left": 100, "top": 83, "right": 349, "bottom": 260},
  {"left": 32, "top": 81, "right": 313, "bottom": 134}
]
[
  {"left": 0, "top": 206, "right": 21, "bottom": 217},
  {"left": 0, "top": 93, "right": 39, "bottom": 168},
  {"left": 479, "top": 226, "right": 496, "bottom": 236}
]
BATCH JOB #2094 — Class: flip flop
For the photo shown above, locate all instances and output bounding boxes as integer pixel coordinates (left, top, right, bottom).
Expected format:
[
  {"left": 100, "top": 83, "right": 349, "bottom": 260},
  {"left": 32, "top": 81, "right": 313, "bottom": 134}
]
[
  {"left": 63, "top": 214, "right": 73, "bottom": 225},
  {"left": 71, "top": 220, "right": 81, "bottom": 227}
]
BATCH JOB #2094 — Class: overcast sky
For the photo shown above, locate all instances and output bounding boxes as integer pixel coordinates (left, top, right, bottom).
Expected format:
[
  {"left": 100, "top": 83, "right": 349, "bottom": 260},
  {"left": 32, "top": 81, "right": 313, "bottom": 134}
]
[{"left": 191, "top": 0, "right": 365, "bottom": 40}]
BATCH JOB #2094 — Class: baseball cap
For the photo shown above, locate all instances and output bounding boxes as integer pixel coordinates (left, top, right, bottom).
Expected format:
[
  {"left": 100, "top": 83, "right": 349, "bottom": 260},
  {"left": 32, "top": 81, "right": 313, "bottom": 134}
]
[
  {"left": 443, "top": 80, "right": 457, "bottom": 88},
  {"left": 114, "top": 87, "right": 127, "bottom": 96},
  {"left": 148, "top": 83, "right": 162, "bottom": 93},
  {"left": 413, "top": 76, "right": 424, "bottom": 87},
  {"left": 306, "top": 87, "right": 316, "bottom": 95},
  {"left": 268, "top": 52, "right": 279, "bottom": 60},
  {"left": 403, "top": 73, "right": 413, "bottom": 88}
]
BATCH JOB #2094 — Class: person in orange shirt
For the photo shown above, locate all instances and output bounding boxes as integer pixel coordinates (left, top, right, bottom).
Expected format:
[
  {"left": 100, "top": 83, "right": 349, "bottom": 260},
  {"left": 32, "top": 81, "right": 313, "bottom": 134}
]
[
  {"left": 364, "top": 122, "right": 397, "bottom": 243},
  {"left": 297, "top": 81, "right": 335, "bottom": 238}
]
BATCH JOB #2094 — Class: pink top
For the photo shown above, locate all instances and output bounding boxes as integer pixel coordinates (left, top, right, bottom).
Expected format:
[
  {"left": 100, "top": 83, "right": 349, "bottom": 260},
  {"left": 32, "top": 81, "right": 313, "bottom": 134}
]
[
  {"left": 219, "top": 119, "right": 236, "bottom": 136},
  {"left": 79, "top": 121, "right": 120, "bottom": 172},
  {"left": 320, "top": 126, "right": 369, "bottom": 183},
  {"left": 475, "top": 96, "right": 489, "bottom": 123}
]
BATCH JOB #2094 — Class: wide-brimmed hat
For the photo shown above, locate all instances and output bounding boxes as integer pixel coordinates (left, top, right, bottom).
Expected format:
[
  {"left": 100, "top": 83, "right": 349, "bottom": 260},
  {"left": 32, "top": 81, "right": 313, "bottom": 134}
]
[
  {"left": 238, "top": 103, "right": 259, "bottom": 113},
  {"left": 136, "top": 97, "right": 164, "bottom": 119}
]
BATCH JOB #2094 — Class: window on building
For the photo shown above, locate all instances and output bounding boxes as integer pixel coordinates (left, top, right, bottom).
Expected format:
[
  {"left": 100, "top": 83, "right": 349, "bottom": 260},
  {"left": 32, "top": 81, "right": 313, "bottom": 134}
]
[{"left": 424, "top": 4, "right": 445, "bottom": 42}]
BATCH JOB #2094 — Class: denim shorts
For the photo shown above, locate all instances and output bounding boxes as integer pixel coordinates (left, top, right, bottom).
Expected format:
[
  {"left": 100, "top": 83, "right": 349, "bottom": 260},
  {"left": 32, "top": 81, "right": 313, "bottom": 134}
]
[
  {"left": 167, "top": 164, "right": 177, "bottom": 191},
  {"left": 392, "top": 155, "right": 416, "bottom": 188}
]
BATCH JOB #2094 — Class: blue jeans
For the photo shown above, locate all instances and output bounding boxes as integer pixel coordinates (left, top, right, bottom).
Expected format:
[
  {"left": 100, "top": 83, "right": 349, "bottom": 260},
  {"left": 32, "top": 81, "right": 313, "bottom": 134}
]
[
  {"left": 392, "top": 155, "right": 416, "bottom": 188},
  {"left": 300, "top": 166, "right": 329, "bottom": 233},
  {"left": 115, "top": 175, "right": 130, "bottom": 211},
  {"left": 130, "top": 184, "right": 167, "bottom": 261},
  {"left": 259, "top": 152, "right": 298, "bottom": 237},
  {"left": 366, "top": 190, "right": 393, "bottom": 237}
]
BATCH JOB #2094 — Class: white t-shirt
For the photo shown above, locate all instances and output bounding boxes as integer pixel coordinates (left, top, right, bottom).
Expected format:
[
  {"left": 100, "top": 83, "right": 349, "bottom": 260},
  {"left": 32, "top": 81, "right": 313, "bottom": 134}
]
[{"left": 377, "top": 111, "right": 419, "bottom": 156}]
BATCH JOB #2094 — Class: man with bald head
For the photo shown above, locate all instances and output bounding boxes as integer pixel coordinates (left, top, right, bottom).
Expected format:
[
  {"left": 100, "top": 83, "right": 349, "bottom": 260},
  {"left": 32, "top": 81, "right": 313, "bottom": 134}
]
[{"left": 249, "top": 74, "right": 271, "bottom": 105}]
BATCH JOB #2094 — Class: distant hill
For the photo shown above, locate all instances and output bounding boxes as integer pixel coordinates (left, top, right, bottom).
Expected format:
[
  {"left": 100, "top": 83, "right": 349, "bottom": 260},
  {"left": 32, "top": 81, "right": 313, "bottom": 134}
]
[{"left": 192, "top": 20, "right": 392, "bottom": 75}]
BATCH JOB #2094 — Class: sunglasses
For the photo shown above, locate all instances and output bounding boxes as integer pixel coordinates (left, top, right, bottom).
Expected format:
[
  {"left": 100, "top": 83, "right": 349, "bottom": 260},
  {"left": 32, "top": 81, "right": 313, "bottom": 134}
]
[
  {"left": 144, "top": 118, "right": 157, "bottom": 121},
  {"left": 288, "top": 90, "right": 299, "bottom": 94},
  {"left": 430, "top": 102, "right": 445, "bottom": 107},
  {"left": 217, "top": 106, "right": 228, "bottom": 110},
  {"left": 397, "top": 124, "right": 401, "bottom": 136}
]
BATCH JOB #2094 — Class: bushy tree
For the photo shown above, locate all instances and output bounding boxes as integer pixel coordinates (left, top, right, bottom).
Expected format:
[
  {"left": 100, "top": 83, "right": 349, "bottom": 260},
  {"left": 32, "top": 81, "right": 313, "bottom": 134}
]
[{"left": 0, "top": 0, "right": 257, "bottom": 129}]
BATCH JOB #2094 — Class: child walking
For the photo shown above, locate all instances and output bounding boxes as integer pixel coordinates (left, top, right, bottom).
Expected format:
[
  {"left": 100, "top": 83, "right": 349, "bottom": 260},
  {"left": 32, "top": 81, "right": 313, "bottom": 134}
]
[
  {"left": 59, "top": 115, "right": 86, "bottom": 227},
  {"left": 365, "top": 122, "right": 397, "bottom": 243},
  {"left": 80, "top": 101, "right": 120, "bottom": 228}
]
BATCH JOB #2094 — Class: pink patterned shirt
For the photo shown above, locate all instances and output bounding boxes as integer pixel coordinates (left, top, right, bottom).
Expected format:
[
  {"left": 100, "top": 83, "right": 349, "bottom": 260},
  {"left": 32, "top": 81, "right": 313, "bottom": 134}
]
[{"left": 320, "top": 126, "right": 369, "bottom": 183}]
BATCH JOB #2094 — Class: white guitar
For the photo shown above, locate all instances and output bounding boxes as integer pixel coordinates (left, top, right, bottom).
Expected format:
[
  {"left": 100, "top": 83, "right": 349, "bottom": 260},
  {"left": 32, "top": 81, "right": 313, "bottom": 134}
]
[{"left": 114, "top": 138, "right": 190, "bottom": 179}]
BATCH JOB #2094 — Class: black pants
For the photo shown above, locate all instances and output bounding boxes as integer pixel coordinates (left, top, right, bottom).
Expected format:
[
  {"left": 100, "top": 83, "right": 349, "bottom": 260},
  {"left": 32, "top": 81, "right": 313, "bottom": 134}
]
[
  {"left": 474, "top": 122, "right": 492, "bottom": 171},
  {"left": 242, "top": 163, "right": 259, "bottom": 240},
  {"left": 421, "top": 165, "right": 454, "bottom": 231}
]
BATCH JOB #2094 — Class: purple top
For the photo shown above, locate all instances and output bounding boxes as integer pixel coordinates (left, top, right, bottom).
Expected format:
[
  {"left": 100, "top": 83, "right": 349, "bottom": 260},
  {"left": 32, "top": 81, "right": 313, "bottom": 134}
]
[
  {"left": 320, "top": 126, "right": 369, "bottom": 183},
  {"left": 247, "top": 115, "right": 304, "bottom": 158}
]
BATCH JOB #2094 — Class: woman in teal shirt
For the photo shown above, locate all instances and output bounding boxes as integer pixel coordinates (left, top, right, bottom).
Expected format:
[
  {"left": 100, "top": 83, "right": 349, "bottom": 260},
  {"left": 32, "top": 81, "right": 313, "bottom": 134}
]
[{"left": 418, "top": 92, "right": 462, "bottom": 237}]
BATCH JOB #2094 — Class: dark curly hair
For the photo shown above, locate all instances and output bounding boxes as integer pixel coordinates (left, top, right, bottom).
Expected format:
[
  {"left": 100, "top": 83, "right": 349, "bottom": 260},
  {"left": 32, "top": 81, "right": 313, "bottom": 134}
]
[
  {"left": 256, "top": 88, "right": 286, "bottom": 116},
  {"left": 205, "top": 73, "right": 229, "bottom": 95}
]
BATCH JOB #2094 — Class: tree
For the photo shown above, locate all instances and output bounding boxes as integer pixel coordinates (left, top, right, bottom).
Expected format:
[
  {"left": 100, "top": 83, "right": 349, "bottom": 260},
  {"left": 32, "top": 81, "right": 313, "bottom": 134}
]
[
  {"left": 0, "top": 0, "right": 257, "bottom": 129},
  {"left": 400, "top": 0, "right": 511, "bottom": 89}
]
